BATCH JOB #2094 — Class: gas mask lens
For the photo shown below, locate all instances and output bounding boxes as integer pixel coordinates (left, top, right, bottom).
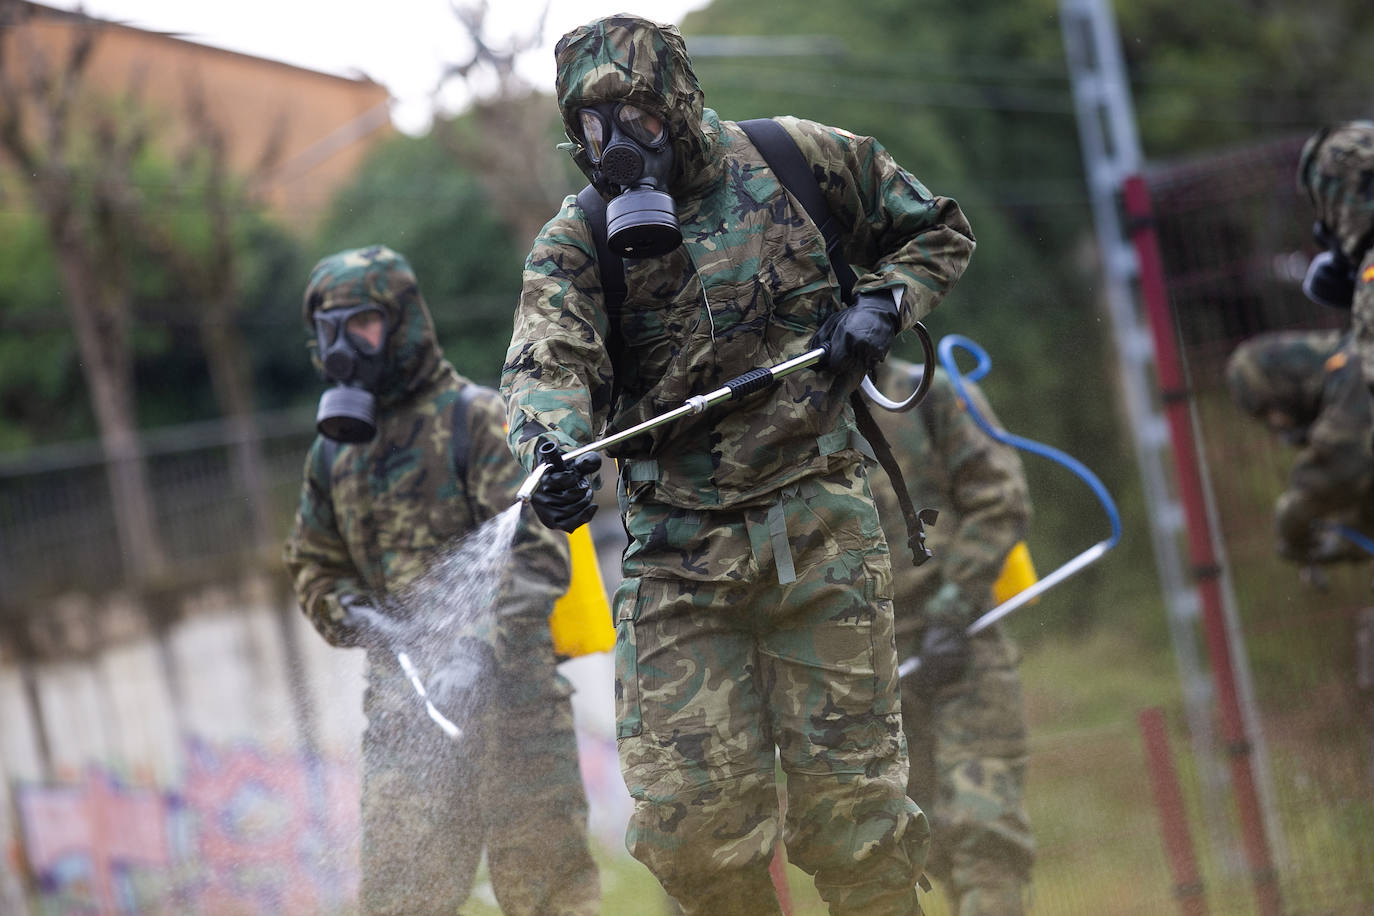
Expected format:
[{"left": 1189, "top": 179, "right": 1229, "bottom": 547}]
[
  {"left": 579, "top": 109, "right": 609, "bottom": 162},
  {"left": 578, "top": 103, "right": 667, "bottom": 163},
  {"left": 616, "top": 105, "right": 666, "bottom": 148},
  {"left": 344, "top": 308, "right": 385, "bottom": 354}
]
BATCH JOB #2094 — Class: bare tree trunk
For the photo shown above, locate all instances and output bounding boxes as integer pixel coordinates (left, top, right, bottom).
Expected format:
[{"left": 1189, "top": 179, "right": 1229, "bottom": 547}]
[
  {"left": 1, "top": 3, "right": 170, "bottom": 584},
  {"left": 177, "top": 81, "right": 281, "bottom": 555},
  {"left": 49, "top": 218, "right": 169, "bottom": 582}
]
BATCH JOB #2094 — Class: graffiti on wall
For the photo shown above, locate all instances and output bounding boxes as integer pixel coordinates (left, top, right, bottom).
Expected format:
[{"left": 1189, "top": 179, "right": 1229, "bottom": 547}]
[
  {"left": 14, "top": 738, "right": 359, "bottom": 914},
  {"left": 11, "top": 729, "right": 632, "bottom": 913}
]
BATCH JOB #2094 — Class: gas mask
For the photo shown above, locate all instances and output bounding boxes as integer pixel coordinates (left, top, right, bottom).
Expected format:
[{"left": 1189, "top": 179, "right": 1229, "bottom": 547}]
[
  {"left": 314, "top": 304, "right": 388, "bottom": 442},
  {"left": 1302, "top": 221, "right": 1357, "bottom": 309},
  {"left": 578, "top": 101, "right": 680, "bottom": 257}
]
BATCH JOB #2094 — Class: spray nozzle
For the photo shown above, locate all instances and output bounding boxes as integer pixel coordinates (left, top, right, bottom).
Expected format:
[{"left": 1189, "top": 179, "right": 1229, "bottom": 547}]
[
  {"left": 516, "top": 462, "right": 552, "bottom": 503},
  {"left": 516, "top": 438, "right": 567, "bottom": 503}
]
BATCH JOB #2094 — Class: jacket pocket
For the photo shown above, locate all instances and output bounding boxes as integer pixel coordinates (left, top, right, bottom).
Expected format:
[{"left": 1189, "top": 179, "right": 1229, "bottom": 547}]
[{"left": 612, "top": 577, "right": 643, "bottom": 738}]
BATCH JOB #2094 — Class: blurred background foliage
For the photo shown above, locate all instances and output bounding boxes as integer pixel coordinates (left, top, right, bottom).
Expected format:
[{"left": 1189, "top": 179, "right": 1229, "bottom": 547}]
[{"left": 2, "top": 0, "right": 1373, "bottom": 642}]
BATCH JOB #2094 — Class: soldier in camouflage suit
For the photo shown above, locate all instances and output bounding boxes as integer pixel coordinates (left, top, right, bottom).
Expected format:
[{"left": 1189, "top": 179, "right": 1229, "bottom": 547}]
[
  {"left": 500, "top": 15, "right": 975, "bottom": 916},
  {"left": 283, "top": 246, "right": 599, "bottom": 915},
  {"left": 1298, "top": 123, "right": 1374, "bottom": 389},
  {"left": 1226, "top": 329, "right": 1374, "bottom": 568},
  {"left": 870, "top": 358, "right": 1034, "bottom": 915}
]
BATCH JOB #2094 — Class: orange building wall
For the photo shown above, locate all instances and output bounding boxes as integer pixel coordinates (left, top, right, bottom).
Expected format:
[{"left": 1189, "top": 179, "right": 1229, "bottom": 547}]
[{"left": 8, "top": 4, "right": 395, "bottom": 230}]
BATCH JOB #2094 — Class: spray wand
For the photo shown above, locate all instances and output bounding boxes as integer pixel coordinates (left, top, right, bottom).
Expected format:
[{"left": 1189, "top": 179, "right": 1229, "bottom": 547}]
[
  {"left": 515, "top": 320, "right": 943, "bottom": 499},
  {"left": 515, "top": 346, "right": 833, "bottom": 502},
  {"left": 899, "top": 334, "right": 1123, "bottom": 680},
  {"left": 396, "top": 650, "right": 463, "bottom": 739}
]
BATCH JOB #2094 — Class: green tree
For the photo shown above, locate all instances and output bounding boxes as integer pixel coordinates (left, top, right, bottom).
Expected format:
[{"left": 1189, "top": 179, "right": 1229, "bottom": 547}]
[
  {"left": 1118, "top": 0, "right": 1374, "bottom": 155},
  {"left": 313, "top": 128, "right": 531, "bottom": 387}
]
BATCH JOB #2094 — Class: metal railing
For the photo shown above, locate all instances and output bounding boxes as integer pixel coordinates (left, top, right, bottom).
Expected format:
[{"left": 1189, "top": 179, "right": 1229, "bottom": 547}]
[{"left": 0, "top": 408, "right": 317, "bottom": 608}]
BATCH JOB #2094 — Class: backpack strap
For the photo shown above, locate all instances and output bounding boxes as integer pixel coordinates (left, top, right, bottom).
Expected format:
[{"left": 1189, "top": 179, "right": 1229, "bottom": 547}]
[
  {"left": 450, "top": 383, "right": 488, "bottom": 519},
  {"left": 577, "top": 184, "right": 626, "bottom": 313},
  {"left": 739, "top": 117, "right": 933, "bottom": 566},
  {"left": 320, "top": 436, "right": 340, "bottom": 480},
  {"left": 738, "top": 117, "right": 857, "bottom": 305}
]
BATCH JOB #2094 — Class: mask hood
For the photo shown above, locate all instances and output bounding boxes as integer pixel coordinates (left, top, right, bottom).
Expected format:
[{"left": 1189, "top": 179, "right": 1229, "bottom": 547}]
[
  {"left": 302, "top": 245, "right": 443, "bottom": 409},
  {"left": 1298, "top": 121, "right": 1374, "bottom": 262},
  {"left": 554, "top": 14, "right": 717, "bottom": 197}
]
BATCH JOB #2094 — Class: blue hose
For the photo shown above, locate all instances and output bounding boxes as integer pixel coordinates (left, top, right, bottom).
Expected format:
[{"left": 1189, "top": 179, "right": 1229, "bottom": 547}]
[
  {"left": 895, "top": 334, "right": 1125, "bottom": 663},
  {"left": 938, "top": 334, "right": 1123, "bottom": 549},
  {"left": 1332, "top": 524, "right": 1374, "bottom": 558}
]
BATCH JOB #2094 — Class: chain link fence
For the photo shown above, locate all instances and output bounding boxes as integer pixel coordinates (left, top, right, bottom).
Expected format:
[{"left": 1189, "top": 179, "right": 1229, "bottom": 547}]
[
  {"left": 0, "top": 410, "right": 316, "bottom": 611},
  {"left": 1144, "top": 132, "right": 1374, "bottom": 912}
]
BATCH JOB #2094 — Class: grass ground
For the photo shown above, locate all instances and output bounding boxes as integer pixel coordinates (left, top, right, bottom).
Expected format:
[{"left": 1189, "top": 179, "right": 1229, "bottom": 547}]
[{"left": 463, "top": 625, "right": 1373, "bottom": 914}]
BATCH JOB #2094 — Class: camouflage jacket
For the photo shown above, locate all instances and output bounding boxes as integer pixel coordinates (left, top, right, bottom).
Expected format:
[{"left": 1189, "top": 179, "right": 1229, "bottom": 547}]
[
  {"left": 1226, "top": 329, "right": 1374, "bottom": 560},
  {"left": 1274, "top": 342, "right": 1374, "bottom": 559},
  {"left": 501, "top": 16, "right": 975, "bottom": 512},
  {"left": 870, "top": 359, "right": 1031, "bottom": 636},
  {"left": 1299, "top": 122, "right": 1374, "bottom": 389},
  {"left": 283, "top": 246, "right": 570, "bottom": 651},
  {"left": 1353, "top": 249, "right": 1374, "bottom": 390}
]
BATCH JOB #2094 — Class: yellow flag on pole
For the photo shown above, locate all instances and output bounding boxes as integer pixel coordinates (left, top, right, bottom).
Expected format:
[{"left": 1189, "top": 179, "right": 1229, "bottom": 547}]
[{"left": 549, "top": 526, "right": 615, "bottom": 657}]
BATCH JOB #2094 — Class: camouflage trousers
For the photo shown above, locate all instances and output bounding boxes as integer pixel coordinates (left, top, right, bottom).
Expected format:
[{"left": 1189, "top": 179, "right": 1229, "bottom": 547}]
[
  {"left": 358, "top": 650, "right": 599, "bottom": 915},
  {"left": 614, "top": 463, "right": 929, "bottom": 915},
  {"left": 899, "top": 623, "right": 1033, "bottom": 916}
]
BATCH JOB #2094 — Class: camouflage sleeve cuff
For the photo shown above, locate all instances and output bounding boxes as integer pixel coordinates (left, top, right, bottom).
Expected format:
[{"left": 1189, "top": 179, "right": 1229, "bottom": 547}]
[{"left": 316, "top": 592, "right": 367, "bottom": 649}]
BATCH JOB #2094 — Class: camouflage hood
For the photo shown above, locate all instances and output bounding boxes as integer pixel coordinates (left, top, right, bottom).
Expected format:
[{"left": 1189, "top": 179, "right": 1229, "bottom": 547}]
[
  {"left": 1298, "top": 121, "right": 1374, "bottom": 260},
  {"left": 1225, "top": 329, "right": 1344, "bottom": 431},
  {"left": 554, "top": 14, "right": 719, "bottom": 197},
  {"left": 302, "top": 245, "right": 445, "bottom": 408}
]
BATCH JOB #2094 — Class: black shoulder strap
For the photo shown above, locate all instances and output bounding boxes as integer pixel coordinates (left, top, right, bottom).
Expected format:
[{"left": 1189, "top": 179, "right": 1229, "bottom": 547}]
[
  {"left": 577, "top": 184, "right": 626, "bottom": 313},
  {"left": 739, "top": 117, "right": 857, "bottom": 305},
  {"left": 450, "top": 382, "right": 487, "bottom": 485},
  {"left": 320, "top": 437, "right": 340, "bottom": 477}
]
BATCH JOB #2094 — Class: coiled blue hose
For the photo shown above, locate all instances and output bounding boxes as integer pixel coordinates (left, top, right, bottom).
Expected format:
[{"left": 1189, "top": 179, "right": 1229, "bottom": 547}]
[{"left": 935, "top": 334, "right": 1122, "bottom": 636}]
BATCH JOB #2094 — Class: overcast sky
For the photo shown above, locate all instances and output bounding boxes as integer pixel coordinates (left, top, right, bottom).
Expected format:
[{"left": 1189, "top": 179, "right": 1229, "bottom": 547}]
[{"left": 43, "top": 1, "right": 710, "bottom": 134}]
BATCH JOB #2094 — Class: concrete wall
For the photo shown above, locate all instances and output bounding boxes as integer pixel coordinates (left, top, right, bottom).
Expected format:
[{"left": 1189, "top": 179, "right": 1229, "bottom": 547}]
[{"left": 0, "top": 570, "right": 625, "bottom": 913}]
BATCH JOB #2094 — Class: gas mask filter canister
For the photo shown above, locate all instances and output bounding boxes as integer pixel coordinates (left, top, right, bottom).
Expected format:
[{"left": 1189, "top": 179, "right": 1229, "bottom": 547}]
[
  {"left": 578, "top": 102, "right": 681, "bottom": 257},
  {"left": 314, "top": 305, "right": 387, "bottom": 442}
]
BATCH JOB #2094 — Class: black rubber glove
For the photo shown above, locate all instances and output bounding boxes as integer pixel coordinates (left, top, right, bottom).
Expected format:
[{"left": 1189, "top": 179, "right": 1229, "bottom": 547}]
[
  {"left": 811, "top": 292, "right": 900, "bottom": 375},
  {"left": 529, "top": 446, "right": 603, "bottom": 533},
  {"left": 910, "top": 624, "right": 971, "bottom": 694}
]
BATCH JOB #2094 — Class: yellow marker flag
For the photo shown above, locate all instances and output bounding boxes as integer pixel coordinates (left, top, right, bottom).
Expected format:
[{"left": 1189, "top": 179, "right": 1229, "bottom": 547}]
[
  {"left": 549, "top": 526, "right": 616, "bottom": 657},
  {"left": 992, "top": 541, "right": 1039, "bottom": 606}
]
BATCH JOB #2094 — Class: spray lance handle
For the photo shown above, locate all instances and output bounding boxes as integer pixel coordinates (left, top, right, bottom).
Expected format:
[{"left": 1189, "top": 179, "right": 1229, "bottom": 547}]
[{"left": 516, "top": 346, "right": 832, "bottom": 504}]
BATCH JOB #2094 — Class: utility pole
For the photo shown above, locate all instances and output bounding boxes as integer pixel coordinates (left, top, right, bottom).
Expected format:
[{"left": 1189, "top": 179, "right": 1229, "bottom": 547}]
[{"left": 1058, "top": 0, "right": 1284, "bottom": 911}]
